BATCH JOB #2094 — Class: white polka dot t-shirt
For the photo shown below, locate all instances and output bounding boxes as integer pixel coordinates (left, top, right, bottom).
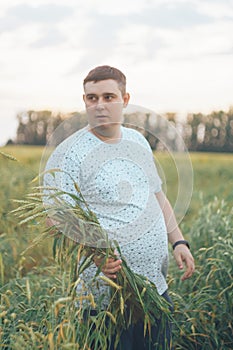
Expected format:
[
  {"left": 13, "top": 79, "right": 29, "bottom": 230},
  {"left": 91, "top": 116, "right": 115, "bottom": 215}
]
[{"left": 44, "top": 126, "right": 169, "bottom": 299}]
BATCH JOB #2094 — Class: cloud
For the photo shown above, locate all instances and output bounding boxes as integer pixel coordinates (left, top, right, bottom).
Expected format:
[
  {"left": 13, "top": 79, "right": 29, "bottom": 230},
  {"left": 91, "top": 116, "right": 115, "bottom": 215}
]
[
  {"left": 0, "top": 3, "right": 74, "bottom": 32},
  {"left": 7, "top": 3, "right": 73, "bottom": 23},
  {"left": 0, "top": 0, "right": 233, "bottom": 148},
  {"left": 0, "top": 3, "right": 76, "bottom": 48},
  {"left": 195, "top": 0, "right": 233, "bottom": 19},
  {"left": 65, "top": 11, "right": 126, "bottom": 73},
  {"left": 30, "top": 28, "right": 67, "bottom": 48},
  {"left": 129, "top": 2, "right": 214, "bottom": 29},
  {"left": 211, "top": 46, "right": 233, "bottom": 56},
  {"left": 65, "top": 1, "right": 218, "bottom": 73}
]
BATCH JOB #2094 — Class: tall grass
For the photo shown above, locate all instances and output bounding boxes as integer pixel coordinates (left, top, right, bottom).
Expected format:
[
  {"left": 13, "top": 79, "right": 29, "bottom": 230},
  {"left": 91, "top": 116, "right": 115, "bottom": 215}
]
[
  {"left": 170, "top": 197, "right": 233, "bottom": 349},
  {"left": 0, "top": 147, "right": 233, "bottom": 349},
  {"left": 0, "top": 197, "right": 232, "bottom": 349},
  {"left": 7, "top": 170, "right": 172, "bottom": 349},
  {"left": 0, "top": 150, "right": 52, "bottom": 284}
]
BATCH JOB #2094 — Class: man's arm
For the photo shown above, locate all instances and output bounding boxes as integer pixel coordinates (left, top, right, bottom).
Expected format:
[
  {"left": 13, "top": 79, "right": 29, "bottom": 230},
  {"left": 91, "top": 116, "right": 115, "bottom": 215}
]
[{"left": 155, "top": 190, "right": 195, "bottom": 281}]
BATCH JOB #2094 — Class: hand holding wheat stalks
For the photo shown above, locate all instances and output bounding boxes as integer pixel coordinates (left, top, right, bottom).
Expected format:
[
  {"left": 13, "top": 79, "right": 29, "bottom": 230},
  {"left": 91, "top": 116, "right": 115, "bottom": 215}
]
[{"left": 12, "top": 169, "right": 173, "bottom": 349}]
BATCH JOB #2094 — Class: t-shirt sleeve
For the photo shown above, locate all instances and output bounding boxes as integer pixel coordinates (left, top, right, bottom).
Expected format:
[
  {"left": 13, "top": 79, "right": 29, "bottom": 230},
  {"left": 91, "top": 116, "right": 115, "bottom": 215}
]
[
  {"left": 150, "top": 159, "right": 162, "bottom": 193},
  {"left": 131, "top": 129, "right": 162, "bottom": 193},
  {"left": 43, "top": 139, "right": 81, "bottom": 207}
]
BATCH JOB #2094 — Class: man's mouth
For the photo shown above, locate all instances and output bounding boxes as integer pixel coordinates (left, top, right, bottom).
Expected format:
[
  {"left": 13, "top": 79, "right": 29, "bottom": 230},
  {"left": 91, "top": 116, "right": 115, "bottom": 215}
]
[{"left": 96, "top": 115, "right": 109, "bottom": 119}]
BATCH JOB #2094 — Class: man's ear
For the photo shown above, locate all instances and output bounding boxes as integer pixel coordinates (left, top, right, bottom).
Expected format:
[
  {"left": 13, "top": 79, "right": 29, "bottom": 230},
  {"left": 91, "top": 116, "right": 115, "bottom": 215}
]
[
  {"left": 123, "top": 92, "right": 130, "bottom": 107},
  {"left": 83, "top": 94, "right": 86, "bottom": 103}
]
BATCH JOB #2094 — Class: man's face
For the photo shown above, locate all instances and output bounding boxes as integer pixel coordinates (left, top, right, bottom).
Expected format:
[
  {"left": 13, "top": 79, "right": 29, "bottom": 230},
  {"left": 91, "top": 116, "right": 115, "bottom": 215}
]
[{"left": 83, "top": 79, "right": 130, "bottom": 132}]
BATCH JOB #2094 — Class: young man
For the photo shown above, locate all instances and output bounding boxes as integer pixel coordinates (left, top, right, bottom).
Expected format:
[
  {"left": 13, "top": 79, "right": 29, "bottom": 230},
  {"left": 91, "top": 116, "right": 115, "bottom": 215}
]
[{"left": 45, "top": 65, "right": 195, "bottom": 349}]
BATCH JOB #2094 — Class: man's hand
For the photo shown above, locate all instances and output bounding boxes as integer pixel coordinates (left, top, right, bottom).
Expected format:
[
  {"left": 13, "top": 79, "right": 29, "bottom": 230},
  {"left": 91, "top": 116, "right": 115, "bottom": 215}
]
[
  {"left": 46, "top": 217, "right": 61, "bottom": 235},
  {"left": 173, "top": 245, "right": 195, "bottom": 281},
  {"left": 93, "top": 254, "right": 122, "bottom": 279}
]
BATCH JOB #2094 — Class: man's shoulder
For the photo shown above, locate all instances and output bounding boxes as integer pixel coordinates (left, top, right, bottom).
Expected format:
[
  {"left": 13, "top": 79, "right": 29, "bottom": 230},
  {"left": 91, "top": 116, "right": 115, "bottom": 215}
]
[
  {"left": 46, "top": 127, "right": 88, "bottom": 167},
  {"left": 57, "top": 127, "right": 88, "bottom": 148},
  {"left": 122, "top": 126, "right": 151, "bottom": 150},
  {"left": 52, "top": 127, "right": 89, "bottom": 153},
  {"left": 122, "top": 126, "right": 143, "bottom": 139}
]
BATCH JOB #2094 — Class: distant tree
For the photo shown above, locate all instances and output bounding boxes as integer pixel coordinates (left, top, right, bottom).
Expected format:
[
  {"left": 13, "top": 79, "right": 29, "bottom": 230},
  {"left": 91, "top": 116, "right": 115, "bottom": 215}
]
[
  {"left": 5, "top": 139, "right": 14, "bottom": 145},
  {"left": 16, "top": 110, "right": 53, "bottom": 145},
  {"left": 184, "top": 113, "right": 205, "bottom": 151},
  {"left": 182, "top": 108, "right": 233, "bottom": 152},
  {"left": 124, "top": 112, "right": 182, "bottom": 151},
  {"left": 223, "top": 107, "right": 233, "bottom": 152},
  {"left": 14, "top": 107, "right": 233, "bottom": 151},
  {"left": 15, "top": 110, "right": 87, "bottom": 145},
  {"left": 200, "top": 111, "right": 224, "bottom": 152}
]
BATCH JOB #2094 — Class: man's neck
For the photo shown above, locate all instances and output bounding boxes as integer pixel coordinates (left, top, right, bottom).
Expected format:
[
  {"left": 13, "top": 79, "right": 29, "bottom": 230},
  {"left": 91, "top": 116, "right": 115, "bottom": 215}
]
[{"left": 88, "top": 125, "right": 122, "bottom": 144}]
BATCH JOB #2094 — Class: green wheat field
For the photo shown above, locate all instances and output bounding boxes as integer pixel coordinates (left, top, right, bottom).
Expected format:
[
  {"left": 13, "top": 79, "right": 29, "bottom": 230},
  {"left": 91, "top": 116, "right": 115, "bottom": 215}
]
[{"left": 0, "top": 146, "right": 232, "bottom": 349}]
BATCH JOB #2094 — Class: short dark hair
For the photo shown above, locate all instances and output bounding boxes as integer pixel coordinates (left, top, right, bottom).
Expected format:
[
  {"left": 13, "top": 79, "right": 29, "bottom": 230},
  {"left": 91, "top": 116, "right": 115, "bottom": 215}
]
[{"left": 83, "top": 65, "right": 126, "bottom": 96}]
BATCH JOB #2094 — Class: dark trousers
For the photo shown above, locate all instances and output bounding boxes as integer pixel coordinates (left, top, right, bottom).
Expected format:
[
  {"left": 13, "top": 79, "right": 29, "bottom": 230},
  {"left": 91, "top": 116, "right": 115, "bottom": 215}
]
[
  {"left": 85, "top": 290, "right": 174, "bottom": 350},
  {"left": 110, "top": 290, "right": 174, "bottom": 350}
]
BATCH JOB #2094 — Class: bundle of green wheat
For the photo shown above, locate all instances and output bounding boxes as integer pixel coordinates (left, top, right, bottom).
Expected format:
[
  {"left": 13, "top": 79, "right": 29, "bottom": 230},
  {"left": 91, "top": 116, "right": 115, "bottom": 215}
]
[{"left": 12, "top": 171, "right": 172, "bottom": 349}]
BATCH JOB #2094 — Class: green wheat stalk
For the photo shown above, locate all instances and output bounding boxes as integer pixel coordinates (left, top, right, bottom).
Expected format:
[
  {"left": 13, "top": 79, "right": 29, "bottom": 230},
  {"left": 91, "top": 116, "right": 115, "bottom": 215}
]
[{"left": 12, "top": 169, "right": 173, "bottom": 349}]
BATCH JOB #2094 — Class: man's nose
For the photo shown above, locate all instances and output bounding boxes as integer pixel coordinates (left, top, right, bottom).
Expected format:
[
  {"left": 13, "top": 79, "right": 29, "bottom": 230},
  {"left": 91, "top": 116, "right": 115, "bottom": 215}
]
[{"left": 96, "top": 98, "right": 105, "bottom": 110}]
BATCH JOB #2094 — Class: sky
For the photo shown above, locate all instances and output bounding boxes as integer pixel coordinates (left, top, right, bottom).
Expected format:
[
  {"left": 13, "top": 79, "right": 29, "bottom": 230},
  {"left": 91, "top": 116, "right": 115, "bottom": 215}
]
[{"left": 0, "top": 0, "right": 233, "bottom": 145}]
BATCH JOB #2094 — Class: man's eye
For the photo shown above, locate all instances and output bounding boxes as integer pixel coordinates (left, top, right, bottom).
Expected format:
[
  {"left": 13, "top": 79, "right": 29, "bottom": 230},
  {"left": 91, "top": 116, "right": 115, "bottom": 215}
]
[
  {"left": 104, "top": 95, "right": 113, "bottom": 101},
  {"left": 87, "top": 96, "right": 97, "bottom": 101}
]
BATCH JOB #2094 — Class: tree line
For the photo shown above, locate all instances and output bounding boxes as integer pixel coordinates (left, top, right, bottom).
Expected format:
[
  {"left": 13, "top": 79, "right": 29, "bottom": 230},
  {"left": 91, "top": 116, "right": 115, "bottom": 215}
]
[{"left": 8, "top": 107, "right": 233, "bottom": 152}]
